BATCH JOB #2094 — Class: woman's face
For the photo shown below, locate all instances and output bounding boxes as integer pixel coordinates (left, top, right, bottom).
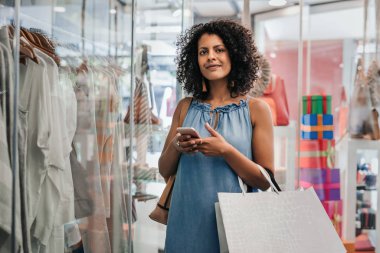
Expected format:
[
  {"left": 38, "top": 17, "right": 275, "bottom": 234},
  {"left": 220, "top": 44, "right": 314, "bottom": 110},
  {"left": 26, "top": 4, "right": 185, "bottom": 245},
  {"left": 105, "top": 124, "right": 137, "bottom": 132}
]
[{"left": 197, "top": 33, "right": 231, "bottom": 82}]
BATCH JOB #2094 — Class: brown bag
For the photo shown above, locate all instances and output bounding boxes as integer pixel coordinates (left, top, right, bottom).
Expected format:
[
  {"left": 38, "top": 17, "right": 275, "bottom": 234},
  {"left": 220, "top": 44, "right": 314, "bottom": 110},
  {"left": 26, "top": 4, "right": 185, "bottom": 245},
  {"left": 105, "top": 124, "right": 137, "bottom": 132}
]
[
  {"left": 148, "top": 176, "right": 175, "bottom": 225},
  {"left": 148, "top": 97, "right": 192, "bottom": 225}
]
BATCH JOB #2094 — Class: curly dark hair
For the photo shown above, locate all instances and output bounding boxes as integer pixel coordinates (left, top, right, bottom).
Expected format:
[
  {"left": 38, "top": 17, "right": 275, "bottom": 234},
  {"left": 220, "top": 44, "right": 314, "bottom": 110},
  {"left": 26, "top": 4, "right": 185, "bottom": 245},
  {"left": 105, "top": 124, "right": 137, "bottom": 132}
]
[{"left": 175, "top": 19, "right": 261, "bottom": 99}]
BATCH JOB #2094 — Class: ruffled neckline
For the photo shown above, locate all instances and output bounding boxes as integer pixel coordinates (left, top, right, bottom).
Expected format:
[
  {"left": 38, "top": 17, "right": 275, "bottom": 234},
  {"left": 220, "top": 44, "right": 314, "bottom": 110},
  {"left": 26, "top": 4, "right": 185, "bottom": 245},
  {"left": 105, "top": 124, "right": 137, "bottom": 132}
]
[{"left": 191, "top": 97, "right": 249, "bottom": 113}]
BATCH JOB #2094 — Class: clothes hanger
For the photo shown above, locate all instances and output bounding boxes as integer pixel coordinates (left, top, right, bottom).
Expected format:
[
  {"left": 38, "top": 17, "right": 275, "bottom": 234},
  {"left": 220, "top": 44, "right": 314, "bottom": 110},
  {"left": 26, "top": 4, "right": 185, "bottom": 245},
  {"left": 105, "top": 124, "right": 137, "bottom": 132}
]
[
  {"left": 7, "top": 26, "right": 39, "bottom": 64},
  {"left": 20, "top": 28, "right": 37, "bottom": 45},
  {"left": 28, "top": 28, "right": 56, "bottom": 52},
  {"left": 76, "top": 58, "right": 89, "bottom": 74},
  {"left": 30, "top": 37, "right": 60, "bottom": 65},
  {"left": 17, "top": 27, "right": 60, "bottom": 65},
  {"left": 20, "top": 37, "right": 40, "bottom": 64}
]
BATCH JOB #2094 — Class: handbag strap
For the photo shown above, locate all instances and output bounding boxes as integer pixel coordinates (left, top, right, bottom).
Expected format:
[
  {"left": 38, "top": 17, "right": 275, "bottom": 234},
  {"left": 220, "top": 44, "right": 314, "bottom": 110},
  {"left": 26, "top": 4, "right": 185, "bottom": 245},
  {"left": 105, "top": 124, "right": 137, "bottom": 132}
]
[{"left": 237, "top": 163, "right": 280, "bottom": 195}]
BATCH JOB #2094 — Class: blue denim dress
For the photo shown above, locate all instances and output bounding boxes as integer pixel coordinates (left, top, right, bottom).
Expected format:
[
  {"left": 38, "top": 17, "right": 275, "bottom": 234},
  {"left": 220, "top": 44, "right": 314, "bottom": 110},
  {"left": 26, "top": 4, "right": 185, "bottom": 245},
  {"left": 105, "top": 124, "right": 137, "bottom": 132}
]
[{"left": 165, "top": 98, "right": 253, "bottom": 253}]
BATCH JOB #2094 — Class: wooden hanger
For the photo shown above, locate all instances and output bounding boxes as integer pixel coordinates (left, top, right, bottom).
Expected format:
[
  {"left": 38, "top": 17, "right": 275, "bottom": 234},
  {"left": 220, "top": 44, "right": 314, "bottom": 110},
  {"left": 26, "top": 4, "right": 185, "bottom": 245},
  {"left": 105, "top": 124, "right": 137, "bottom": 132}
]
[
  {"left": 28, "top": 28, "right": 56, "bottom": 52},
  {"left": 7, "top": 26, "right": 39, "bottom": 64},
  {"left": 19, "top": 27, "right": 60, "bottom": 65},
  {"left": 76, "top": 59, "right": 89, "bottom": 74}
]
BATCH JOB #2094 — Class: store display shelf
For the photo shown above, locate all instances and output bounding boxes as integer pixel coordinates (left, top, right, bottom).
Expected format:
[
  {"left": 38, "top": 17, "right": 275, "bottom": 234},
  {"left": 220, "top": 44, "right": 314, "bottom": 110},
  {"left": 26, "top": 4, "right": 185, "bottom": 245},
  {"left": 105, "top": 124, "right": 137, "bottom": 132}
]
[
  {"left": 336, "top": 138, "right": 380, "bottom": 252},
  {"left": 357, "top": 187, "right": 378, "bottom": 191},
  {"left": 273, "top": 121, "right": 296, "bottom": 191}
]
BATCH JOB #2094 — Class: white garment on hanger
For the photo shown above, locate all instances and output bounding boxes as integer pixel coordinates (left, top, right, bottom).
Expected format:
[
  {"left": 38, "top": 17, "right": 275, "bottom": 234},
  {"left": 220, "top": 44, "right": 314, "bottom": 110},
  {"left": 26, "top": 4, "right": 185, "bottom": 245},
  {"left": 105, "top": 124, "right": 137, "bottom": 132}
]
[{"left": 18, "top": 53, "right": 61, "bottom": 249}]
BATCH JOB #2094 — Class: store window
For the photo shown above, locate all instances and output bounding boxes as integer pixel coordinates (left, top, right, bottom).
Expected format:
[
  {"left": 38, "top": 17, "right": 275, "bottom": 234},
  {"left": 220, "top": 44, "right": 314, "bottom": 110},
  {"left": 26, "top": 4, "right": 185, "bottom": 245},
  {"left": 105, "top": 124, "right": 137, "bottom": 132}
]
[
  {"left": 304, "top": 2, "right": 380, "bottom": 250},
  {"left": 130, "top": 1, "right": 190, "bottom": 252},
  {"left": 2, "top": 1, "right": 137, "bottom": 253},
  {"left": 1, "top": 0, "right": 194, "bottom": 251},
  {"left": 2, "top": 0, "right": 380, "bottom": 252},
  {"left": 256, "top": 0, "right": 380, "bottom": 250}
]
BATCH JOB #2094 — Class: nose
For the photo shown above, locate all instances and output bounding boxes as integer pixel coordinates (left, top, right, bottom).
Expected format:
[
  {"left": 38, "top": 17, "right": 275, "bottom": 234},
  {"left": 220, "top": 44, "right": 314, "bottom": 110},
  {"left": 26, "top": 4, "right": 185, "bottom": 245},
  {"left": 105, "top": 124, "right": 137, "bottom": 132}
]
[{"left": 207, "top": 50, "right": 216, "bottom": 61}]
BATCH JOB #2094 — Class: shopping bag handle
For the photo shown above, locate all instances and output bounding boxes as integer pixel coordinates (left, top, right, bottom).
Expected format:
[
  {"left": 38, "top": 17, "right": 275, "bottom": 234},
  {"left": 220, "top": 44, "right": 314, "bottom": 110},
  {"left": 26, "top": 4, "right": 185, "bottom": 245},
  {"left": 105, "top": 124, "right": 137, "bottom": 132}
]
[{"left": 238, "top": 164, "right": 280, "bottom": 195}]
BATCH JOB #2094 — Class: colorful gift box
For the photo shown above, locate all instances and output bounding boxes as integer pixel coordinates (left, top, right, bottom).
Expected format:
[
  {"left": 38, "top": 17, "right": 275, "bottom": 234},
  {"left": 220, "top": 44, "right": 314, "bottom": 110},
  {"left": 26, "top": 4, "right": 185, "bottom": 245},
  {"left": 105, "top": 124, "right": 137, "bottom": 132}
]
[
  {"left": 300, "top": 168, "right": 340, "bottom": 201},
  {"left": 300, "top": 181, "right": 340, "bottom": 201},
  {"left": 302, "top": 95, "right": 332, "bottom": 115},
  {"left": 299, "top": 140, "right": 335, "bottom": 168},
  {"left": 299, "top": 168, "right": 340, "bottom": 184},
  {"left": 301, "top": 114, "right": 334, "bottom": 139}
]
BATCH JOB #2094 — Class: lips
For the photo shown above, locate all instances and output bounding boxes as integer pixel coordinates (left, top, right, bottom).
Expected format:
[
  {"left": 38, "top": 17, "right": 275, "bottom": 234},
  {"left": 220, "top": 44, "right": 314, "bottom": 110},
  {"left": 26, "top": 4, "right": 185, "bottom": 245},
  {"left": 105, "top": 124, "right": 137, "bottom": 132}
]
[{"left": 205, "top": 64, "right": 221, "bottom": 70}]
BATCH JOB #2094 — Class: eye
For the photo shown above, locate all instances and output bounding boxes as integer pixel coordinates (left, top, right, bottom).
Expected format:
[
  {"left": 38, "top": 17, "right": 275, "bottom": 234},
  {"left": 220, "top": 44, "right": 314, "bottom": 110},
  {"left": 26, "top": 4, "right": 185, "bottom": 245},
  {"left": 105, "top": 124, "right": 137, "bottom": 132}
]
[
  {"left": 216, "top": 48, "right": 226, "bottom": 53},
  {"left": 199, "top": 49, "right": 207, "bottom": 55}
]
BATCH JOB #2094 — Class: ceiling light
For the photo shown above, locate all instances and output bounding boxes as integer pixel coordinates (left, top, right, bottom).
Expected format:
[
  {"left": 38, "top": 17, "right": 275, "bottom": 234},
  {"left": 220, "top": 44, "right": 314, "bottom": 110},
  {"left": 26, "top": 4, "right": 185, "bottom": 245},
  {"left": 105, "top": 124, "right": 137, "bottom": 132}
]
[
  {"left": 172, "top": 9, "right": 181, "bottom": 17},
  {"left": 54, "top": 6, "right": 66, "bottom": 13},
  {"left": 268, "top": 0, "right": 287, "bottom": 7},
  {"left": 172, "top": 9, "right": 191, "bottom": 18},
  {"left": 110, "top": 9, "right": 117, "bottom": 14}
]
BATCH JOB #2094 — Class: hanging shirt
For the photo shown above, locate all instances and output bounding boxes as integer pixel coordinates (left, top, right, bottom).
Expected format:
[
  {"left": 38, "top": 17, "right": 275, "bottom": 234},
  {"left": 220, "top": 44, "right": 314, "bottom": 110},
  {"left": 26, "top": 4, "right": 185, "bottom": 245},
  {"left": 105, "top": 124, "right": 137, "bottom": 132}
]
[
  {"left": 19, "top": 52, "right": 62, "bottom": 249},
  {"left": 0, "top": 106, "right": 23, "bottom": 253}
]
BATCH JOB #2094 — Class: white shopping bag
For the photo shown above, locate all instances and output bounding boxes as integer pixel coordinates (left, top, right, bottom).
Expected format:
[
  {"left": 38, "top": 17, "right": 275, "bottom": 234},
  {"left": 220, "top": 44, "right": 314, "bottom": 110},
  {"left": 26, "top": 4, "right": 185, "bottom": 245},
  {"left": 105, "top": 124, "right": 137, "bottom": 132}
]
[{"left": 215, "top": 166, "right": 346, "bottom": 253}]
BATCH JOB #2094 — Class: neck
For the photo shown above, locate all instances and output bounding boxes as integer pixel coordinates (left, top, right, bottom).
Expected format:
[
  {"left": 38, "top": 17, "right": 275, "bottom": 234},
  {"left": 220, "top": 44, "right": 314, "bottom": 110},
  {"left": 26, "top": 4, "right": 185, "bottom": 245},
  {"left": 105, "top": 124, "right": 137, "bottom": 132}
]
[{"left": 208, "top": 79, "right": 231, "bottom": 102}]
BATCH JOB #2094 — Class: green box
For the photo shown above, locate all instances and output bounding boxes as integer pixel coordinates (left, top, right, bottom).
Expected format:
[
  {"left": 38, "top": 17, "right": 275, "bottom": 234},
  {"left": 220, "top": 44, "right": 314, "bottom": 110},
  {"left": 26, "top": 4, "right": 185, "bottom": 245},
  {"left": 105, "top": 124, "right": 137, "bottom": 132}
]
[{"left": 303, "top": 95, "right": 331, "bottom": 115}]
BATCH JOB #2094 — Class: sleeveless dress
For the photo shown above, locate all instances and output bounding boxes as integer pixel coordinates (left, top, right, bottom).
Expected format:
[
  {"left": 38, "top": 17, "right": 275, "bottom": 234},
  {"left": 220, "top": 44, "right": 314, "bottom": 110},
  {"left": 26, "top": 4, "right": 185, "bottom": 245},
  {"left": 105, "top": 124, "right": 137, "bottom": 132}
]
[{"left": 165, "top": 98, "right": 253, "bottom": 253}]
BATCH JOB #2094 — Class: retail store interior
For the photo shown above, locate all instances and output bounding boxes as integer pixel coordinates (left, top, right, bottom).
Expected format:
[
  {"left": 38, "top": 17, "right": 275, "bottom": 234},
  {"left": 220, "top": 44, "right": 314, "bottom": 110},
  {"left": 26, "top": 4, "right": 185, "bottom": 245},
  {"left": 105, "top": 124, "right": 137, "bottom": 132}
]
[{"left": 1, "top": 0, "right": 380, "bottom": 252}]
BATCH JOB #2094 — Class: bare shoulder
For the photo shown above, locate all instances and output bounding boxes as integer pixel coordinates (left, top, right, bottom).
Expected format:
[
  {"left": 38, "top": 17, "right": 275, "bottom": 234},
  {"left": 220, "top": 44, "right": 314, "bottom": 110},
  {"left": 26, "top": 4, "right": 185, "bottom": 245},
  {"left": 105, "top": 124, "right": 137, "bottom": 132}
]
[
  {"left": 172, "top": 96, "right": 193, "bottom": 121},
  {"left": 178, "top": 96, "right": 193, "bottom": 106},
  {"left": 176, "top": 97, "right": 193, "bottom": 112},
  {"left": 248, "top": 97, "right": 271, "bottom": 115},
  {"left": 247, "top": 96, "right": 272, "bottom": 125}
]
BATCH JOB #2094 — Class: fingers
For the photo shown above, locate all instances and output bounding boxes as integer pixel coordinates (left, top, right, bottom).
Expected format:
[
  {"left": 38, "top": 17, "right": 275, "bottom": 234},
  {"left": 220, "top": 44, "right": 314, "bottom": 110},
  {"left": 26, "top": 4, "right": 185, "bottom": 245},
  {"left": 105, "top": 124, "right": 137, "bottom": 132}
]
[
  {"left": 178, "top": 139, "right": 198, "bottom": 152},
  {"left": 175, "top": 133, "right": 203, "bottom": 153},
  {"left": 205, "top": 122, "right": 220, "bottom": 137},
  {"left": 177, "top": 134, "right": 192, "bottom": 142}
]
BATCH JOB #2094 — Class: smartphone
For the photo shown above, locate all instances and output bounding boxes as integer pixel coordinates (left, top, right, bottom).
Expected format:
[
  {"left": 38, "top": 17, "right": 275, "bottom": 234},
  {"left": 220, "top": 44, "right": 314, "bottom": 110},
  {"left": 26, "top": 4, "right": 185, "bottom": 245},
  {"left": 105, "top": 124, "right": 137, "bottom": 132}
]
[{"left": 176, "top": 127, "right": 201, "bottom": 138}]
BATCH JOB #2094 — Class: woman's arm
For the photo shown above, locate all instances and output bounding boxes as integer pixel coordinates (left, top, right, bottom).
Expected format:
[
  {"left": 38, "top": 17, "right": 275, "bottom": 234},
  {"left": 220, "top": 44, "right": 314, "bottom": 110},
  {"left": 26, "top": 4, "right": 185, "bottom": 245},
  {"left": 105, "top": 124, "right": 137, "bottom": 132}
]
[
  {"left": 235, "top": 98, "right": 274, "bottom": 189},
  {"left": 197, "top": 98, "right": 274, "bottom": 190},
  {"left": 158, "top": 97, "right": 196, "bottom": 179}
]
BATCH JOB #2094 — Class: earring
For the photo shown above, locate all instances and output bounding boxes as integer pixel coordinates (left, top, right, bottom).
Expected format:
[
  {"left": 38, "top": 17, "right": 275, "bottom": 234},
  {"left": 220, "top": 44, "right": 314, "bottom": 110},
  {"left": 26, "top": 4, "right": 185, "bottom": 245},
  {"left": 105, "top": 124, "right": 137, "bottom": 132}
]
[
  {"left": 231, "top": 81, "right": 236, "bottom": 88},
  {"left": 202, "top": 78, "right": 207, "bottom": 92}
]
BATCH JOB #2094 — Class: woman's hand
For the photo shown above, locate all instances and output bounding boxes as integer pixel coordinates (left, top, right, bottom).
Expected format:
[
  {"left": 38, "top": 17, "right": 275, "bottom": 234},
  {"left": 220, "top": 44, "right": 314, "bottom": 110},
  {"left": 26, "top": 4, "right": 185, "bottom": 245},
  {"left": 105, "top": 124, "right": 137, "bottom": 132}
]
[
  {"left": 172, "top": 133, "right": 201, "bottom": 154},
  {"left": 197, "top": 123, "right": 232, "bottom": 157}
]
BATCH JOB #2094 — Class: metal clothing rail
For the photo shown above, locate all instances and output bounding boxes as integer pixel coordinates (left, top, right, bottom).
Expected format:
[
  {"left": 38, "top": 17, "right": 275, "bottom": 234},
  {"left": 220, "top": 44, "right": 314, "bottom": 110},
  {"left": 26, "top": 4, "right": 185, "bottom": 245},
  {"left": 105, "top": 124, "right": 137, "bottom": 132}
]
[
  {"left": 11, "top": 0, "right": 20, "bottom": 252},
  {"left": 127, "top": 0, "right": 136, "bottom": 252}
]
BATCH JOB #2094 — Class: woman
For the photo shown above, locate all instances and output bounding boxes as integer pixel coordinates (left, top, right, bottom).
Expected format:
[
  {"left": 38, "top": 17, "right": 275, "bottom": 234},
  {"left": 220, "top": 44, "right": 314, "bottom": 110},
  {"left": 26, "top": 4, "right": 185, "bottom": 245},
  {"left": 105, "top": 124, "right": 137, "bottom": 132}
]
[{"left": 158, "top": 19, "right": 274, "bottom": 252}]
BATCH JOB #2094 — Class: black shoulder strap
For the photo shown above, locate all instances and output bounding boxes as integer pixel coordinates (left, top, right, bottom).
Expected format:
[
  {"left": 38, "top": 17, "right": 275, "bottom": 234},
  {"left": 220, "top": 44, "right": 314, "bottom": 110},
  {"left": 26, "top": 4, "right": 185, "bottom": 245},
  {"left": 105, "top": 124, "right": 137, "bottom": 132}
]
[{"left": 264, "top": 168, "right": 282, "bottom": 192}]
